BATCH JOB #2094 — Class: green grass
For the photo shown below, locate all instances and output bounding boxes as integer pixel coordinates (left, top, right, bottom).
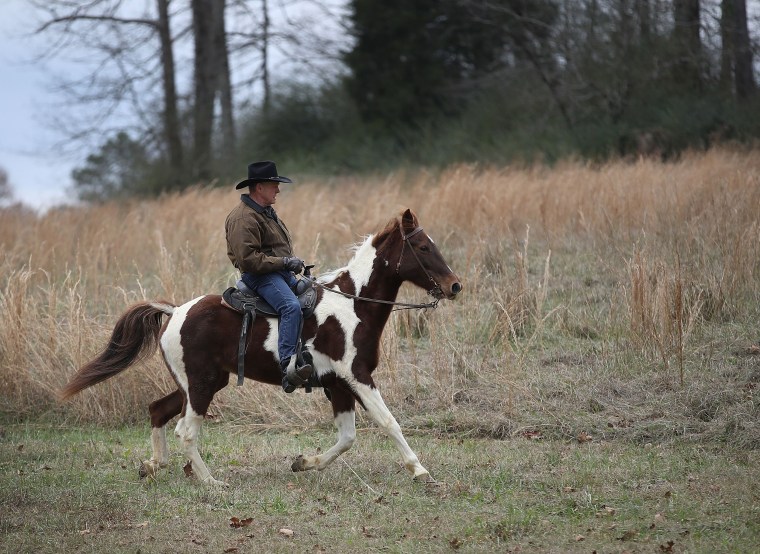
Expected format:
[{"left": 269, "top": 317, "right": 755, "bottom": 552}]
[{"left": 1, "top": 419, "right": 758, "bottom": 553}]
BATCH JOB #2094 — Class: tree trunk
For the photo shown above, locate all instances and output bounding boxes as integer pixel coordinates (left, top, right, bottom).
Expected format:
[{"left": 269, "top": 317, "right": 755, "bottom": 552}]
[
  {"left": 720, "top": 0, "right": 756, "bottom": 99},
  {"left": 192, "top": 0, "right": 216, "bottom": 181},
  {"left": 720, "top": 0, "right": 734, "bottom": 92},
  {"left": 730, "top": 0, "right": 755, "bottom": 98},
  {"left": 261, "top": 0, "right": 271, "bottom": 114},
  {"left": 213, "top": 0, "right": 236, "bottom": 161},
  {"left": 638, "top": 0, "right": 651, "bottom": 42},
  {"left": 156, "top": 0, "right": 184, "bottom": 186},
  {"left": 672, "top": 0, "right": 701, "bottom": 89}
]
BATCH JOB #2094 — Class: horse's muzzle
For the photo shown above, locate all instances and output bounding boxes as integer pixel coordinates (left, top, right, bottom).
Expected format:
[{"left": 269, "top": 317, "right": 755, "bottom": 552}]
[{"left": 442, "top": 280, "right": 462, "bottom": 299}]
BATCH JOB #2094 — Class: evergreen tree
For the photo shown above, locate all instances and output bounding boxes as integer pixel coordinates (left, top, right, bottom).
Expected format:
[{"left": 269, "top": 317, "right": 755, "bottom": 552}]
[{"left": 343, "top": 0, "right": 515, "bottom": 135}]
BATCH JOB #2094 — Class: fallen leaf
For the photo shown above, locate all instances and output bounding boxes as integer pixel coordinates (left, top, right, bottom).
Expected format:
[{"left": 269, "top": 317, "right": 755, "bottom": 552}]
[
  {"left": 79, "top": 529, "right": 91, "bottom": 535},
  {"left": 744, "top": 344, "right": 760, "bottom": 355},
  {"left": 183, "top": 461, "right": 193, "bottom": 478},
  {"left": 229, "top": 517, "right": 253, "bottom": 528},
  {"left": 223, "top": 548, "right": 238, "bottom": 553},
  {"left": 17, "top": 444, "right": 24, "bottom": 452},
  {"left": 577, "top": 432, "right": 593, "bottom": 443},
  {"left": 660, "top": 540, "right": 675, "bottom": 552},
  {"left": 654, "top": 513, "right": 666, "bottom": 524},
  {"left": 362, "top": 526, "right": 376, "bottom": 538},
  {"left": 449, "top": 536, "right": 463, "bottom": 549},
  {"left": 563, "top": 486, "right": 576, "bottom": 493},
  {"left": 279, "top": 528, "right": 294, "bottom": 538},
  {"left": 521, "top": 431, "right": 542, "bottom": 440},
  {"left": 596, "top": 505, "right": 616, "bottom": 517},
  {"left": 575, "top": 534, "right": 585, "bottom": 541}
]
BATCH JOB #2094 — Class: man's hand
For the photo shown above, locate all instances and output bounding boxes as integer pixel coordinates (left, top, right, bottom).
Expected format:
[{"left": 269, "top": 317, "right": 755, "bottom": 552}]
[{"left": 283, "top": 256, "right": 305, "bottom": 273}]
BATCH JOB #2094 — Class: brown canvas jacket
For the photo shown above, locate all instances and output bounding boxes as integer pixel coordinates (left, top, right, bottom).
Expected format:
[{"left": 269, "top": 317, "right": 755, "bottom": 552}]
[{"left": 225, "top": 196, "right": 293, "bottom": 275}]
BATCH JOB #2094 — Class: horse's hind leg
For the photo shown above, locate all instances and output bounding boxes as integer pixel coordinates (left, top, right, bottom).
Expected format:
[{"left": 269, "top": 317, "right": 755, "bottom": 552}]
[
  {"left": 174, "top": 372, "right": 229, "bottom": 486},
  {"left": 139, "top": 389, "right": 183, "bottom": 479},
  {"left": 292, "top": 386, "right": 356, "bottom": 472}
]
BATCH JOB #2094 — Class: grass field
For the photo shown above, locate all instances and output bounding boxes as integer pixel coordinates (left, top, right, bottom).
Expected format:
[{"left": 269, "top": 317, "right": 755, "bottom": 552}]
[
  {"left": 1, "top": 148, "right": 760, "bottom": 551},
  {"left": 1, "top": 421, "right": 758, "bottom": 553}
]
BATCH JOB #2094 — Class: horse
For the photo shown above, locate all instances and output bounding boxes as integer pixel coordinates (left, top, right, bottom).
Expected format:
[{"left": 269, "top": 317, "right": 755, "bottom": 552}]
[{"left": 60, "top": 209, "right": 462, "bottom": 485}]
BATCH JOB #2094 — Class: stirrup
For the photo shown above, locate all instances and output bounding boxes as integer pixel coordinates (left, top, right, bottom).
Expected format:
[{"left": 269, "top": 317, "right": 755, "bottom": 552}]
[{"left": 286, "top": 362, "right": 313, "bottom": 386}]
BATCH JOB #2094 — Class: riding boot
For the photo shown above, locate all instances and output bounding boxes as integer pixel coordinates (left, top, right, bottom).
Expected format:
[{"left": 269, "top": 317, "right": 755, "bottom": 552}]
[{"left": 280, "top": 356, "right": 313, "bottom": 393}]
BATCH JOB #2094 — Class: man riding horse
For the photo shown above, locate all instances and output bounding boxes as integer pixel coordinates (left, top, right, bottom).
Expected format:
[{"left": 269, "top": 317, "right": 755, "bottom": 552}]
[{"left": 225, "top": 160, "right": 312, "bottom": 393}]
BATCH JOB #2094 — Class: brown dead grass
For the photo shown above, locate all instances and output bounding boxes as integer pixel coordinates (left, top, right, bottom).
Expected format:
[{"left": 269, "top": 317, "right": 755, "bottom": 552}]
[{"left": 1, "top": 148, "right": 759, "bottom": 447}]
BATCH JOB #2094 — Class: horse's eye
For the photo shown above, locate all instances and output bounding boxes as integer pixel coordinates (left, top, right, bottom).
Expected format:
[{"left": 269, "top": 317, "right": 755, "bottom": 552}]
[{"left": 420, "top": 245, "right": 430, "bottom": 252}]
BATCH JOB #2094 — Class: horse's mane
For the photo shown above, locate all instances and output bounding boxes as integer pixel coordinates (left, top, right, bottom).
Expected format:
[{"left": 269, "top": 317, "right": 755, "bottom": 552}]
[{"left": 316, "top": 216, "right": 402, "bottom": 284}]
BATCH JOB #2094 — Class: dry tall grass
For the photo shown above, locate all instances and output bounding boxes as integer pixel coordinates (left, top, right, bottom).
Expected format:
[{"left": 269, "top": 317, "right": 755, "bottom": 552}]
[{"left": 1, "top": 149, "right": 759, "bottom": 444}]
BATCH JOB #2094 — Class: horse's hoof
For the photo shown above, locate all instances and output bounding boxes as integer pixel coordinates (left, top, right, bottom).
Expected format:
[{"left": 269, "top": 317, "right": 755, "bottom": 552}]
[
  {"left": 205, "top": 477, "right": 229, "bottom": 488},
  {"left": 291, "top": 454, "right": 307, "bottom": 472},
  {"left": 139, "top": 461, "right": 158, "bottom": 479},
  {"left": 413, "top": 471, "right": 436, "bottom": 484}
]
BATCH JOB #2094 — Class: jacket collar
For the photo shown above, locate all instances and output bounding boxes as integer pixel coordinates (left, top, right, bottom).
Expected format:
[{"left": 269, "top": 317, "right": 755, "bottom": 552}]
[
  {"left": 241, "top": 194, "right": 264, "bottom": 213},
  {"left": 241, "top": 194, "right": 278, "bottom": 221}
]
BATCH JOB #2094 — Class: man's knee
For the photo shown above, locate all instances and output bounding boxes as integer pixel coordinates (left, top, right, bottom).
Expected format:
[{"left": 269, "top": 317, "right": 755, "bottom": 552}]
[{"left": 281, "top": 296, "right": 301, "bottom": 317}]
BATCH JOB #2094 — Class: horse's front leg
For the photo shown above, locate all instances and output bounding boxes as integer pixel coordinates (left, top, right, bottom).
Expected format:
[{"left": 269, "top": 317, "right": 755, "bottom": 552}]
[
  {"left": 351, "top": 380, "right": 433, "bottom": 482},
  {"left": 292, "top": 387, "right": 356, "bottom": 472}
]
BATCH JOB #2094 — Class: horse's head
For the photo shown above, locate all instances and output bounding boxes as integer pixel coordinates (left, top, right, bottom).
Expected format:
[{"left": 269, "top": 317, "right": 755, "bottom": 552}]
[{"left": 381, "top": 209, "right": 462, "bottom": 300}]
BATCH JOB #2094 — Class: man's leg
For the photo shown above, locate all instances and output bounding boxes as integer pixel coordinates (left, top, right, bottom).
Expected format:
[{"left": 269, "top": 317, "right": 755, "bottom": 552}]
[{"left": 242, "top": 271, "right": 310, "bottom": 392}]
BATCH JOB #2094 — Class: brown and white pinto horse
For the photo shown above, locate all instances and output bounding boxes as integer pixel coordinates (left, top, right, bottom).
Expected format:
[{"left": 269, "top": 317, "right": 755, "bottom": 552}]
[{"left": 61, "top": 209, "right": 461, "bottom": 485}]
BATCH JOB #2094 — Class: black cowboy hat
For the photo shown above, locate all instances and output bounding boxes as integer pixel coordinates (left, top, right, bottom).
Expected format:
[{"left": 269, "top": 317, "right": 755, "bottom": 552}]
[{"left": 235, "top": 161, "right": 293, "bottom": 189}]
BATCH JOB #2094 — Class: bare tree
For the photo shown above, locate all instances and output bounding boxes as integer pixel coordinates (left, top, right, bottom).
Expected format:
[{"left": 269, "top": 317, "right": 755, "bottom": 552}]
[
  {"left": 190, "top": 0, "right": 236, "bottom": 180},
  {"left": 191, "top": 0, "right": 216, "bottom": 180},
  {"left": 720, "top": 0, "right": 756, "bottom": 99},
  {"left": 157, "top": 0, "right": 184, "bottom": 183},
  {"left": 673, "top": 0, "right": 702, "bottom": 88},
  {"left": 214, "top": 0, "right": 236, "bottom": 157},
  {"left": 0, "top": 167, "right": 13, "bottom": 202},
  {"left": 32, "top": 0, "right": 187, "bottom": 186}
]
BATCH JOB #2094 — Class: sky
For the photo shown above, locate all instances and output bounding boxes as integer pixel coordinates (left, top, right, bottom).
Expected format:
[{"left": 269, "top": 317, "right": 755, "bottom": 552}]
[
  {"left": 0, "top": 0, "right": 347, "bottom": 212},
  {"left": 0, "top": 0, "right": 73, "bottom": 209}
]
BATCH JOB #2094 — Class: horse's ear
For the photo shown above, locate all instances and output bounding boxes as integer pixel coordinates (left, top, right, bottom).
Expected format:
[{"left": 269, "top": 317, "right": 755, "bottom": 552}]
[{"left": 401, "top": 209, "right": 418, "bottom": 231}]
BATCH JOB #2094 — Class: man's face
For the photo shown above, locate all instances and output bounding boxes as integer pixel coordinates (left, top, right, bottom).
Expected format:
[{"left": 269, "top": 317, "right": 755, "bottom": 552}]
[{"left": 256, "top": 181, "right": 280, "bottom": 206}]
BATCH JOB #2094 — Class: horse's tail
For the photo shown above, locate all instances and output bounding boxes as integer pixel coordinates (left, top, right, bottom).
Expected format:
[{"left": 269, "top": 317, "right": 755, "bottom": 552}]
[{"left": 60, "top": 302, "right": 176, "bottom": 400}]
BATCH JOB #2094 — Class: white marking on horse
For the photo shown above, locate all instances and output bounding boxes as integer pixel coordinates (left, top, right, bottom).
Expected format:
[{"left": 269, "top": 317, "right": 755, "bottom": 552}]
[
  {"left": 263, "top": 318, "right": 279, "bottom": 361},
  {"left": 351, "top": 382, "right": 429, "bottom": 478},
  {"left": 160, "top": 296, "right": 205, "bottom": 392},
  {"left": 292, "top": 410, "right": 356, "bottom": 472}
]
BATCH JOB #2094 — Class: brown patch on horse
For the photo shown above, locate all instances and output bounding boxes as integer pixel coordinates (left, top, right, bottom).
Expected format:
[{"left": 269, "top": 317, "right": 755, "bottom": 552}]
[
  {"left": 149, "top": 389, "right": 184, "bottom": 428},
  {"left": 312, "top": 315, "right": 346, "bottom": 362},
  {"left": 181, "top": 296, "right": 281, "bottom": 386},
  {"left": 333, "top": 270, "right": 357, "bottom": 296}
]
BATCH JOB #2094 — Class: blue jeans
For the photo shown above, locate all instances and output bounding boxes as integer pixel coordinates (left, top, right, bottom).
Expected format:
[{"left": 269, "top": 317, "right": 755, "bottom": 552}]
[{"left": 241, "top": 270, "right": 301, "bottom": 364}]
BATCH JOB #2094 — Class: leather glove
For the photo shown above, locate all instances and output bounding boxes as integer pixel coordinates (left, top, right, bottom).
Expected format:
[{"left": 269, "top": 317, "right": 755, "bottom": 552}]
[{"left": 283, "top": 256, "right": 305, "bottom": 273}]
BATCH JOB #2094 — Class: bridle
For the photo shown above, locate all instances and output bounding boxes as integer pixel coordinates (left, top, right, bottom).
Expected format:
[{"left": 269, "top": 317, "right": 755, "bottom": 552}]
[
  {"left": 396, "top": 226, "right": 444, "bottom": 299},
  {"left": 303, "top": 225, "right": 443, "bottom": 311}
]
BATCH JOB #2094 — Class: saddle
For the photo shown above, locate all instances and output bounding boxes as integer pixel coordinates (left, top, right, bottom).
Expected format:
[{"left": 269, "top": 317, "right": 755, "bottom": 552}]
[
  {"left": 221, "top": 269, "right": 318, "bottom": 388},
  {"left": 221, "top": 278, "right": 317, "bottom": 320}
]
